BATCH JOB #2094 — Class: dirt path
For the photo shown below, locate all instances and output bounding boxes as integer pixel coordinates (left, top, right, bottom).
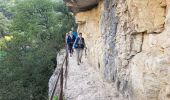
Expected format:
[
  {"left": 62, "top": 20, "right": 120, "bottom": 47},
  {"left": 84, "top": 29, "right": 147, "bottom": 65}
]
[{"left": 64, "top": 54, "right": 121, "bottom": 100}]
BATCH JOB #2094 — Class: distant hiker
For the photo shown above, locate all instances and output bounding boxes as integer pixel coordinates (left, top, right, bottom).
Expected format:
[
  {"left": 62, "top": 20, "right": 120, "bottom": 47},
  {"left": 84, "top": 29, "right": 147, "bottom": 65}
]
[
  {"left": 65, "top": 33, "right": 69, "bottom": 43},
  {"left": 71, "top": 27, "right": 77, "bottom": 38},
  {"left": 72, "top": 31, "right": 78, "bottom": 38},
  {"left": 73, "top": 33, "right": 86, "bottom": 65},
  {"left": 69, "top": 31, "right": 76, "bottom": 42},
  {"left": 65, "top": 33, "right": 69, "bottom": 53},
  {"left": 66, "top": 31, "right": 76, "bottom": 57}
]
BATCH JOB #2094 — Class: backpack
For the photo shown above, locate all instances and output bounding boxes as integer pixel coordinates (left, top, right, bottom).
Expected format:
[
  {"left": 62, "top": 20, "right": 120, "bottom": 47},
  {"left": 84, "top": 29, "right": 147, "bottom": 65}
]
[
  {"left": 74, "top": 37, "right": 85, "bottom": 49},
  {"left": 78, "top": 38, "right": 85, "bottom": 49},
  {"left": 73, "top": 31, "right": 78, "bottom": 38}
]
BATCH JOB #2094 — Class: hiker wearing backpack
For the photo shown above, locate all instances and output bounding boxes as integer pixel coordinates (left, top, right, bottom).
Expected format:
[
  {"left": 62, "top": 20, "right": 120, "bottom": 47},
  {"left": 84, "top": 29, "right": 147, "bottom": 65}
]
[
  {"left": 72, "top": 31, "right": 78, "bottom": 38},
  {"left": 71, "top": 28, "right": 78, "bottom": 38},
  {"left": 66, "top": 31, "right": 76, "bottom": 57},
  {"left": 73, "top": 33, "right": 86, "bottom": 65}
]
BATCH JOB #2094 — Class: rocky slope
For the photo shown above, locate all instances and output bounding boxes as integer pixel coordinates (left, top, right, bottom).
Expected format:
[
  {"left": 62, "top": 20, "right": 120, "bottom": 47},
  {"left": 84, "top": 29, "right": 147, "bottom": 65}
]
[{"left": 64, "top": 0, "right": 170, "bottom": 100}]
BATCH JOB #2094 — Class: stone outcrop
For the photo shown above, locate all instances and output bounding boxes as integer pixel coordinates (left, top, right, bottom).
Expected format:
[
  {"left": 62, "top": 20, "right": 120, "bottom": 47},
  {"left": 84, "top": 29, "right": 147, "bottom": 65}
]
[
  {"left": 64, "top": 0, "right": 170, "bottom": 100},
  {"left": 63, "top": 0, "right": 99, "bottom": 12}
]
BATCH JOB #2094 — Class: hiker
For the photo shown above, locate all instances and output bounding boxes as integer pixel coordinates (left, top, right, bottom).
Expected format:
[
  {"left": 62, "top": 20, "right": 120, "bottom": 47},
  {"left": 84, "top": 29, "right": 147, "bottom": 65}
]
[
  {"left": 69, "top": 31, "right": 76, "bottom": 42},
  {"left": 73, "top": 33, "right": 86, "bottom": 65},
  {"left": 65, "top": 33, "right": 69, "bottom": 43},
  {"left": 71, "top": 27, "right": 78, "bottom": 38},
  {"left": 72, "top": 31, "right": 78, "bottom": 38},
  {"left": 65, "top": 33, "right": 69, "bottom": 52},
  {"left": 66, "top": 31, "right": 76, "bottom": 57}
]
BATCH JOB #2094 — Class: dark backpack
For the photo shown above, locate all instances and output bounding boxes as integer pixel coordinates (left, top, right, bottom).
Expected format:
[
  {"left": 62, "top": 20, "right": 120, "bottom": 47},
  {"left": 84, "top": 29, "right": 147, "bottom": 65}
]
[{"left": 78, "top": 38, "right": 85, "bottom": 49}]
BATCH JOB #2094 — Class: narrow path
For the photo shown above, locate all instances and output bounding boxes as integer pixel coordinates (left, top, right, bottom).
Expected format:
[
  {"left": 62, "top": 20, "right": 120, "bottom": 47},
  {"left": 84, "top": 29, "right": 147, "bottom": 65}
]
[{"left": 64, "top": 54, "right": 121, "bottom": 100}]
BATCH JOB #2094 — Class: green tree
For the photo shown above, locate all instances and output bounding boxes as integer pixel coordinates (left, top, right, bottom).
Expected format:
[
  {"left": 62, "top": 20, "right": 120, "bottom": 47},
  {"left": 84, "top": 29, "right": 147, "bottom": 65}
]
[
  {"left": 0, "top": 12, "right": 9, "bottom": 37},
  {"left": 0, "top": 0, "right": 76, "bottom": 100}
]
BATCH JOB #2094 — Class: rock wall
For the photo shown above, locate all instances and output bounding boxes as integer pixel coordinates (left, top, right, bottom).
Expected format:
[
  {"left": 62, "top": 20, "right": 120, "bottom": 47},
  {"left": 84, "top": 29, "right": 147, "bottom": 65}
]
[
  {"left": 65, "top": 0, "right": 170, "bottom": 100},
  {"left": 75, "top": 0, "right": 118, "bottom": 82}
]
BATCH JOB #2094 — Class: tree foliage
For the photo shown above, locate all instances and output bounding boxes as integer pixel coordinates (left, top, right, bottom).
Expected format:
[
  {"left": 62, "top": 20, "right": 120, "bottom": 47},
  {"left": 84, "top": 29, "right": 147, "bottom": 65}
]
[
  {"left": 0, "top": 12, "right": 10, "bottom": 37},
  {"left": 0, "top": 0, "right": 76, "bottom": 100}
]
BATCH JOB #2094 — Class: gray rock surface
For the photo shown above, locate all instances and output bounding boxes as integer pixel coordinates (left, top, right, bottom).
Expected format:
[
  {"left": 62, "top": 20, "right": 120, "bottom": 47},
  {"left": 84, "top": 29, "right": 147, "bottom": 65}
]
[{"left": 64, "top": 55, "right": 123, "bottom": 100}]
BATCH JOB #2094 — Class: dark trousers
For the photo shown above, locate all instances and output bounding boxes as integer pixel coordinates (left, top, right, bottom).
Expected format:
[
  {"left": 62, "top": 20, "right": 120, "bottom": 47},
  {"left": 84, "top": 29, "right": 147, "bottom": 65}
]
[{"left": 68, "top": 43, "right": 73, "bottom": 55}]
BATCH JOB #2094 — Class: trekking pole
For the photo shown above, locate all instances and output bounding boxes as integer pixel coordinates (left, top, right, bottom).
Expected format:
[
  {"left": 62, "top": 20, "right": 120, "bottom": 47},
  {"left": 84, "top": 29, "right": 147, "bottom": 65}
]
[{"left": 85, "top": 47, "right": 87, "bottom": 58}]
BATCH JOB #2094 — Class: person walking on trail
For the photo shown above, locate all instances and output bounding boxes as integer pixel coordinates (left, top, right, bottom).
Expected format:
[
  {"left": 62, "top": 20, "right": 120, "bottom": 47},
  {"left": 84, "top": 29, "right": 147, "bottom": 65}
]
[
  {"left": 71, "top": 27, "right": 78, "bottom": 38},
  {"left": 66, "top": 31, "right": 76, "bottom": 57},
  {"left": 73, "top": 33, "right": 86, "bottom": 65},
  {"left": 65, "top": 33, "right": 69, "bottom": 45},
  {"left": 72, "top": 31, "right": 78, "bottom": 38}
]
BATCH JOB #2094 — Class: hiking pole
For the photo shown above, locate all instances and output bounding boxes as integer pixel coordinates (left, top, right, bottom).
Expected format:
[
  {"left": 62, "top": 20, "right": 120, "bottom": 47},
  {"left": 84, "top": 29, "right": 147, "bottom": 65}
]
[{"left": 85, "top": 47, "right": 87, "bottom": 58}]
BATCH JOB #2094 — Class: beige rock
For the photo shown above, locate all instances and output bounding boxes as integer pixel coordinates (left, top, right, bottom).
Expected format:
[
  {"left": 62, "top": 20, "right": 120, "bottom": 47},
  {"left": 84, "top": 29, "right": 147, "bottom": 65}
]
[
  {"left": 127, "top": 0, "right": 166, "bottom": 33},
  {"left": 75, "top": 1, "right": 105, "bottom": 75}
]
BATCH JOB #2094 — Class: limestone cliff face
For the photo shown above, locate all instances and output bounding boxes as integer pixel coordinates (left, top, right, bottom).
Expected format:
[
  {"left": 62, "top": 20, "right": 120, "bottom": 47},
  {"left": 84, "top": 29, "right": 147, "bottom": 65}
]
[{"left": 65, "top": 0, "right": 170, "bottom": 100}]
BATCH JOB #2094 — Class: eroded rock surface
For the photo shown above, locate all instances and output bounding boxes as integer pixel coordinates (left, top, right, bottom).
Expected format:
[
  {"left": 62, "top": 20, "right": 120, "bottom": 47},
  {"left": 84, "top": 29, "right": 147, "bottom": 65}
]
[{"left": 64, "top": 55, "right": 123, "bottom": 100}]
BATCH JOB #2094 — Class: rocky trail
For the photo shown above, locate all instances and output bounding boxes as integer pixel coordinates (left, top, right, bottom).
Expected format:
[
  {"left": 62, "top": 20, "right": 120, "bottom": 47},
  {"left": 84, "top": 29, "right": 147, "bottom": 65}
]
[{"left": 64, "top": 54, "right": 122, "bottom": 100}]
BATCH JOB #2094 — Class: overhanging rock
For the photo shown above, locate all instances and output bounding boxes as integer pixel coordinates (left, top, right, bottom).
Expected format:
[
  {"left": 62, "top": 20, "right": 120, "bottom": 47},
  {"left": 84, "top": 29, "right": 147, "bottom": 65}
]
[{"left": 63, "top": 0, "right": 99, "bottom": 13}]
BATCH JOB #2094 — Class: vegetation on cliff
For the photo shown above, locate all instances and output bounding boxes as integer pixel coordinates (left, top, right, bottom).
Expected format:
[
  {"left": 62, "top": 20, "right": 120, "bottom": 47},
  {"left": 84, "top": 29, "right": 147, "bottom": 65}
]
[{"left": 0, "top": 0, "right": 76, "bottom": 100}]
